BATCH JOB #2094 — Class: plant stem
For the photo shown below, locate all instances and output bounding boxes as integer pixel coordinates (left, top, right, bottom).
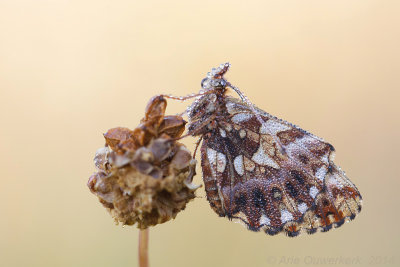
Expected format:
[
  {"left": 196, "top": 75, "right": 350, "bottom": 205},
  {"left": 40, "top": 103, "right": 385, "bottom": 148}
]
[{"left": 138, "top": 228, "right": 149, "bottom": 267}]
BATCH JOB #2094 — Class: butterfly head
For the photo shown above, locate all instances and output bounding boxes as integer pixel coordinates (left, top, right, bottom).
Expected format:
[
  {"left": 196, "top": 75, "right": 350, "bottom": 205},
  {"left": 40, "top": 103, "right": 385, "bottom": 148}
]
[
  {"left": 186, "top": 62, "right": 240, "bottom": 136},
  {"left": 200, "top": 62, "right": 230, "bottom": 91}
]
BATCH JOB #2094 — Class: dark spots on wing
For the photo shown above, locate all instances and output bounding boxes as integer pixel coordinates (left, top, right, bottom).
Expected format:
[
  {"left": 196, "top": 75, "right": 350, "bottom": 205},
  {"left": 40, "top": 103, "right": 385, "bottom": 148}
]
[
  {"left": 310, "top": 143, "right": 333, "bottom": 157},
  {"left": 247, "top": 225, "right": 260, "bottom": 232},
  {"left": 286, "top": 230, "right": 300, "bottom": 237},
  {"left": 285, "top": 225, "right": 300, "bottom": 237},
  {"left": 290, "top": 170, "right": 305, "bottom": 185},
  {"left": 224, "top": 133, "right": 244, "bottom": 155},
  {"left": 335, "top": 219, "right": 345, "bottom": 228},
  {"left": 321, "top": 224, "right": 333, "bottom": 232},
  {"left": 327, "top": 165, "right": 333, "bottom": 173},
  {"left": 230, "top": 181, "right": 288, "bottom": 229},
  {"left": 331, "top": 186, "right": 360, "bottom": 200},
  {"left": 207, "top": 127, "right": 259, "bottom": 159},
  {"left": 252, "top": 188, "right": 266, "bottom": 208},
  {"left": 313, "top": 196, "right": 347, "bottom": 230},
  {"left": 277, "top": 128, "right": 305, "bottom": 145},
  {"left": 327, "top": 143, "right": 335, "bottom": 152},
  {"left": 298, "top": 154, "right": 309, "bottom": 164},
  {"left": 285, "top": 182, "right": 298, "bottom": 198},
  {"left": 238, "top": 116, "right": 262, "bottom": 133},
  {"left": 265, "top": 226, "right": 282, "bottom": 236},
  {"left": 100, "top": 200, "right": 114, "bottom": 209},
  {"left": 271, "top": 187, "right": 282, "bottom": 201},
  {"left": 307, "top": 228, "right": 318, "bottom": 235},
  {"left": 235, "top": 193, "right": 247, "bottom": 208},
  {"left": 202, "top": 131, "right": 224, "bottom": 152},
  {"left": 286, "top": 170, "right": 317, "bottom": 205}
]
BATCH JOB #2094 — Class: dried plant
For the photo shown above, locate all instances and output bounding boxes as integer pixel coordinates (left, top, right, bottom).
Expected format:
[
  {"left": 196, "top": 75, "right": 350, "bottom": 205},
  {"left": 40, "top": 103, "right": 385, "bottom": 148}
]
[{"left": 88, "top": 96, "right": 199, "bottom": 266}]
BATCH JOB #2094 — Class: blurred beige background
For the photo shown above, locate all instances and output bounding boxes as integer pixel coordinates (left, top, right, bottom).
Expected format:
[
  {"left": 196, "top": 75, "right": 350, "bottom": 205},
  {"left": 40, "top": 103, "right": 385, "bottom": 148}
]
[{"left": 1, "top": 1, "right": 399, "bottom": 266}]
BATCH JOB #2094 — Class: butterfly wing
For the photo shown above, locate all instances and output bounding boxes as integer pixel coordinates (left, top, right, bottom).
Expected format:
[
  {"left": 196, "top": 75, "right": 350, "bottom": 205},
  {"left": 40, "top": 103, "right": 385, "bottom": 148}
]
[{"left": 200, "top": 96, "right": 362, "bottom": 236}]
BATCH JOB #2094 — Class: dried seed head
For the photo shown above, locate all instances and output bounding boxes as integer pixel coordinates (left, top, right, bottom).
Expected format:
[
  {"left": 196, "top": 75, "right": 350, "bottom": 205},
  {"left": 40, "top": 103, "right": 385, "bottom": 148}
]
[{"left": 88, "top": 96, "right": 199, "bottom": 229}]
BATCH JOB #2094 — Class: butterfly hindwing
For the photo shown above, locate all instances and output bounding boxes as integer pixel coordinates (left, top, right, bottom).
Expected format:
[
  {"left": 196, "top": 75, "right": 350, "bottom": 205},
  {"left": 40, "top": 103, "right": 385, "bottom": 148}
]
[{"left": 200, "top": 96, "right": 362, "bottom": 236}]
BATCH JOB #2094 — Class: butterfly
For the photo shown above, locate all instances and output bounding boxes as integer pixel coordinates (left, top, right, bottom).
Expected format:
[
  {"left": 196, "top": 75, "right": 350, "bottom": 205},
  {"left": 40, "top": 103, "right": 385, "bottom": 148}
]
[{"left": 183, "top": 63, "right": 362, "bottom": 237}]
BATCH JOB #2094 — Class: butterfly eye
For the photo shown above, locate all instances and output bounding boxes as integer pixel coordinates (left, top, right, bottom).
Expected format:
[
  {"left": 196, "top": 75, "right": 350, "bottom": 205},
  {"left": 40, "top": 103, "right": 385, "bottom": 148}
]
[
  {"left": 211, "top": 78, "right": 226, "bottom": 89},
  {"left": 201, "top": 78, "right": 211, "bottom": 89},
  {"left": 201, "top": 77, "right": 226, "bottom": 90}
]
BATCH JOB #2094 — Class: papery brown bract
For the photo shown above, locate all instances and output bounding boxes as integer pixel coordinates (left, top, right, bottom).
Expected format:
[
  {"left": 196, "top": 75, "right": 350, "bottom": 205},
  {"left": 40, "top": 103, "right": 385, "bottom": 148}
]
[{"left": 88, "top": 96, "right": 199, "bottom": 229}]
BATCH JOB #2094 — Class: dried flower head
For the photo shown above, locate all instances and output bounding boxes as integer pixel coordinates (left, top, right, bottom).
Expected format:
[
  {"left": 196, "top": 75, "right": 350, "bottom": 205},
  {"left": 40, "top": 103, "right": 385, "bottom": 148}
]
[{"left": 88, "top": 96, "right": 199, "bottom": 229}]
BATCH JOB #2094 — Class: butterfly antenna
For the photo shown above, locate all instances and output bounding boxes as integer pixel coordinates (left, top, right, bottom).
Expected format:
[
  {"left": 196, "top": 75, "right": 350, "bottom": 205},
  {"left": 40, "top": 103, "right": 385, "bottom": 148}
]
[
  {"left": 160, "top": 87, "right": 215, "bottom": 102},
  {"left": 227, "top": 82, "right": 287, "bottom": 154},
  {"left": 160, "top": 89, "right": 217, "bottom": 117},
  {"left": 227, "top": 82, "right": 265, "bottom": 125}
]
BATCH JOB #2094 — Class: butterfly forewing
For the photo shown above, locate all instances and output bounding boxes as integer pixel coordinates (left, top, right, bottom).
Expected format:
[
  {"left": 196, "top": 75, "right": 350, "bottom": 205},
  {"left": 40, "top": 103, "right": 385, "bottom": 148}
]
[{"left": 187, "top": 63, "right": 362, "bottom": 237}]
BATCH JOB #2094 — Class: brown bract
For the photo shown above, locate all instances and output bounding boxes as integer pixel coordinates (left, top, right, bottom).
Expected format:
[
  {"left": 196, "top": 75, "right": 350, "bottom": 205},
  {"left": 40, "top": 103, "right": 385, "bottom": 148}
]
[{"left": 88, "top": 96, "right": 199, "bottom": 229}]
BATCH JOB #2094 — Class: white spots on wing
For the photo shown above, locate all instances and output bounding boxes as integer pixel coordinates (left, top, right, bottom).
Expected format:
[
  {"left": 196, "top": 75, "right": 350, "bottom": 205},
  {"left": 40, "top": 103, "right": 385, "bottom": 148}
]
[
  {"left": 219, "top": 128, "right": 226, "bottom": 137},
  {"left": 310, "top": 186, "right": 319, "bottom": 199},
  {"left": 207, "top": 148, "right": 217, "bottom": 176},
  {"left": 282, "top": 142, "right": 298, "bottom": 159},
  {"left": 239, "top": 129, "right": 246, "bottom": 138},
  {"left": 287, "top": 135, "right": 332, "bottom": 168},
  {"left": 327, "top": 174, "right": 344, "bottom": 189},
  {"left": 260, "top": 120, "right": 291, "bottom": 135},
  {"left": 298, "top": 136, "right": 330, "bottom": 162},
  {"left": 226, "top": 101, "right": 236, "bottom": 114},
  {"left": 260, "top": 214, "right": 271, "bottom": 226},
  {"left": 298, "top": 202, "right": 308, "bottom": 214},
  {"left": 207, "top": 148, "right": 217, "bottom": 164},
  {"left": 216, "top": 152, "right": 226, "bottom": 173},
  {"left": 233, "top": 155, "right": 244, "bottom": 176},
  {"left": 316, "top": 166, "right": 328, "bottom": 181},
  {"left": 224, "top": 123, "right": 232, "bottom": 132},
  {"left": 203, "top": 176, "right": 215, "bottom": 182},
  {"left": 251, "top": 142, "right": 279, "bottom": 169},
  {"left": 272, "top": 189, "right": 282, "bottom": 200},
  {"left": 321, "top": 153, "right": 329, "bottom": 165},
  {"left": 280, "top": 209, "right": 294, "bottom": 223},
  {"left": 334, "top": 177, "right": 344, "bottom": 189},
  {"left": 295, "top": 136, "right": 316, "bottom": 153},
  {"left": 232, "top": 113, "right": 253, "bottom": 123},
  {"left": 298, "top": 135, "right": 315, "bottom": 147},
  {"left": 207, "top": 148, "right": 226, "bottom": 173}
]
